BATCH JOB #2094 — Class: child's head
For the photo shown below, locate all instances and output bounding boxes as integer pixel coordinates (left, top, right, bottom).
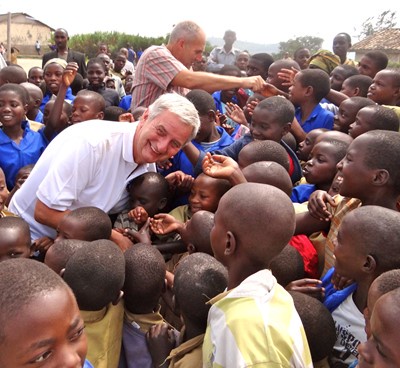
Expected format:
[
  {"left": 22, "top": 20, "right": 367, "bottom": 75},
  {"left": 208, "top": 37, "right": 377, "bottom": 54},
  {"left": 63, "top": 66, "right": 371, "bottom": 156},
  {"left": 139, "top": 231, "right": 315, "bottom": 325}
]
[
  {"left": 340, "top": 74, "right": 373, "bottom": 98},
  {"left": 0, "top": 217, "right": 31, "bottom": 262},
  {"left": 296, "top": 128, "right": 328, "bottom": 161},
  {"left": 128, "top": 172, "right": 170, "bottom": 217},
  {"left": 0, "top": 168, "right": 8, "bottom": 212},
  {"left": 289, "top": 68, "right": 331, "bottom": 104},
  {"left": 238, "top": 140, "right": 290, "bottom": 171},
  {"left": 70, "top": 90, "right": 105, "bottom": 124},
  {"left": 364, "top": 269, "right": 400, "bottom": 338},
  {"left": 43, "top": 58, "right": 68, "bottom": 95},
  {"left": 63, "top": 239, "right": 125, "bottom": 311},
  {"left": 358, "top": 50, "right": 389, "bottom": 79},
  {"left": 42, "top": 99, "right": 72, "bottom": 127},
  {"left": 357, "top": 288, "right": 400, "bottom": 367},
  {"left": 329, "top": 65, "right": 359, "bottom": 91},
  {"left": 235, "top": 51, "right": 250, "bottom": 72},
  {"left": 104, "top": 105, "right": 128, "bottom": 121},
  {"left": 247, "top": 53, "right": 274, "bottom": 80},
  {"left": 70, "top": 72, "right": 84, "bottom": 96},
  {"left": 124, "top": 74, "right": 134, "bottom": 94},
  {"left": 0, "top": 65, "right": 27, "bottom": 85},
  {"left": 0, "top": 258, "right": 87, "bottom": 367},
  {"left": 20, "top": 82, "right": 43, "bottom": 113},
  {"left": 303, "top": 139, "right": 349, "bottom": 190},
  {"left": 282, "top": 131, "right": 297, "bottom": 152},
  {"left": 218, "top": 65, "right": 242, "bottom": 103},
  {"left": 242, "top": 161, "right": 293, "bottom": 197},
  {"left": 289, "top": 291, "right": 336, "bottom": 365},
  {"left": 267, "top": 59, "right": 301, "bottom": 93},
  {"left": 113, "top": 53, "right": 126, "bottom": 73},
  {"left": 27, "top": 66, "right": 44, "bottom": 87},
  {"left": 44, "top": 238, "right": 89, "bottom": 274},
  {"left": 180, "top": 210, "right": 215, "bottom": 255},
  {"left": 185, "top": 89, "right": 217, "bottom": 143},
  {"left": 293, "top": 47, "right": 311, "bottom": 70},
  {"left": 86, "top": 57, "right": 107, "bottom": 88},
  {"left": 334, "top": 206, "right": 400, "bottom": 283},
  {"left": 173, "top": 253, "right": 227, "bottom": 330},
  {"left": 131, "top": 106, "right": 146, "bottom": 121},
  {"left": 333, "top": 96, "right": 376, "bottom": 133},
  {"left": 211, "top": 183, "right": 295, "bottom": 276},
  {"left": 123, "top": 243, "right": 166, "bottom": 314},
  {"left": 250, "top": 96, "right": 294, "bottom": 142},
  {"left": 269, "top": 245, "right": 304, "bottom": 287},
  {"left": 55, "top": 206, "right": 112, "bottom": 242},
  {"left": 367, "top": 69, "right": 400, "bottom": 105},
  {"left": 0, "top": 83, "right": 28, "bottom": 127},
  {"left": 332, "top": 32, "right": 352, "bottom": 62},
  {"left": 348, "top": 105, "right": 399, "bottom": 139},
  {"left": 337, "top": 130, "right": 400, "bottom": 201},
  {"left": 189, "top": 173, "right": 231, "bottom": 215}
]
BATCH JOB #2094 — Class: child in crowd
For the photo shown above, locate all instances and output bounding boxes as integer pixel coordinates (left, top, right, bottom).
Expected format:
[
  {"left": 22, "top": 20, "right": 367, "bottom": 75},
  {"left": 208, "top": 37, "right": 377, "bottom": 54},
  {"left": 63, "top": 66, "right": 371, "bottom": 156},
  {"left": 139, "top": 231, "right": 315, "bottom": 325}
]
[
  {"left": 40, "top": 58, "right": 75, "bottom": 112},
  {"left": 0, "top": 65, "right": 27, "bottom": 85},
  {"left": 235, "top": 51, "right": 250, "bottom": 76},
  {"left": 0, "top": 258, "right": 94, "bottom": 367},
  {"left": 0, "top": 168, "right": 13, "bottom": 217},
  {"left": 63, "top": 239, "right": 125, "bottom": 368},
  {"left": 184, "top": 96, "right": 303, "bottom": 184},
  {"left": 329, "top": 65, "right": 359, "bottom": 92},
  {"left": 339, "top": 74, "right": 373, "bottom": 98},
  {"left": 291, "top": 139, "right": 349, "bottom": 203},
  {"left": 114, "top": 172, "right": 170, "bottom": 235},
  {"left": 289, "top": 69, "right": 334, "bottom": 133},
  {"left": 147, "top": 253, "right": 228, "bottom": 368},
  {"left": 293, "top": 47, "right": 311, "bottom": 70},
  {"left": 27, "top": 65, "right": 44, "bottom": 90},
  {"left": 0, "top": 83, "right": 66, "bottom": 190},
  {"left": 357, "top": 50, "right": 388, "bottom": 79},
  {"left": 4, "top": 163, "right": 34, "bottom": 207},
  {"left": 20, "top": 81, "right": 44, "bottom": 124},
  {"left": 202, "top": 182, "right": 312, "bottom": 366},
  {"left": 70, "top": 90, "right": 105, "bottom": 123},
  {"left": 322, "top": 206, "right": 400, "bottom": 367},
  {"left": 333, "top": 97, "right": 376, "bottom": 134},
  {"left": 348, "top": 104, "right": 399, "bottom": 139},
  {"left": 296, "top": 128, "right": 328, "bottom": 165},
  {"left": 104, "top": 106, "right": 128, "bottom": 121},
  {"left": 97, "top": 52, "right": 126, "bottom": 99},
  {"left": 267, "top": 59, "right": 301, "bottom": 95},
  {"left": 44, "top": 238, "right": 89, "bottom": 274},
  {"left": 119, "top": 243, "right": 172, "bottom": 368},
  {"left": 56, "top": 206, "right": 112, "bottom": 242},
  {"left": 86, "top": 57, "right": 120, "bottom": 107},
  {"left": 246, "top": 52, "right": 274, "bottom": 80},
  {"left": 0, "top": 216, "right": 31, "bottom": 261}
]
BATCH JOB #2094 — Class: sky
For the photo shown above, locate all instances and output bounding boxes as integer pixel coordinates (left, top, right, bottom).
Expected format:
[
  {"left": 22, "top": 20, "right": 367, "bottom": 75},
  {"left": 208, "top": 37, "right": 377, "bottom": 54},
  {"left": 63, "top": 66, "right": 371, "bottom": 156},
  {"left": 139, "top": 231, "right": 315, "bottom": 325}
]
[{"left": 1, "top": 1, "right": 399, "bottom": 49}]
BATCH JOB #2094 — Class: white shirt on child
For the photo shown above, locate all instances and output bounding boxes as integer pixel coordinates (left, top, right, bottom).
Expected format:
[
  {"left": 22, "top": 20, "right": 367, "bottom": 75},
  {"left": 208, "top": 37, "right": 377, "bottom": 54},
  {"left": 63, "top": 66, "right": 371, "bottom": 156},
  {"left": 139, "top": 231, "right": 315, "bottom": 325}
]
[
  {"left": 331, "top": 292, "right": 367, "bottom": 366},
  {"left": 9, "top": 120, "right": 155, "bottom": 240}
]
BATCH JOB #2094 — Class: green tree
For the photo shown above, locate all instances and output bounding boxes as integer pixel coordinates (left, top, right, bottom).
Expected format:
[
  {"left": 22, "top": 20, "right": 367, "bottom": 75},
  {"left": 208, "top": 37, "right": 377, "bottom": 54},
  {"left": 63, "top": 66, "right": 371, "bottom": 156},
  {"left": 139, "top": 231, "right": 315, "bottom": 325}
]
[
  {"left": 357, "top": 10, "right": 397, "bottom": 39},
  {"left": 274, "top": 36, "right": 323, "bottom": 59}
]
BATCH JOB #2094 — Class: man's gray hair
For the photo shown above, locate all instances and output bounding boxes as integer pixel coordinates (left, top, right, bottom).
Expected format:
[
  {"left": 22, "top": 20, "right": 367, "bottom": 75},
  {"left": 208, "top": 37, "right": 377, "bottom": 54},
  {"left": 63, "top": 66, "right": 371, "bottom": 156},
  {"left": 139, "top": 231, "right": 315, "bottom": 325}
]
[
  {"left": 147, "top": 93, "right": 200, "bottom": 144},
  {"left": 168, "top": 21, "right": 202, "bottom": 44}
]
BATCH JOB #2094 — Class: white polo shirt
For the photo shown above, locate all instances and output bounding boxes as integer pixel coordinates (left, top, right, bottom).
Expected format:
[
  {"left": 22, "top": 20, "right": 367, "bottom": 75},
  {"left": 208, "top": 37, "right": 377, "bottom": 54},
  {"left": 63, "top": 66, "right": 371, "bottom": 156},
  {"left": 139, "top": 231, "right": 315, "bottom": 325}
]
[{"left": 9, "top": 120, "right": 155, "bottom": 240}]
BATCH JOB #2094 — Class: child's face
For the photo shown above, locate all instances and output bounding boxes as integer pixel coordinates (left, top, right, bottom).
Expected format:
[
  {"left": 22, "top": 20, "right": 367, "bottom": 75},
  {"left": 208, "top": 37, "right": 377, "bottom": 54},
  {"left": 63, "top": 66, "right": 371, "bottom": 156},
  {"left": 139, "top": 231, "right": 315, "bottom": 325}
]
[
  {"left": 364, "top": 280, "right": 382, "bottom": 339},
  {"left": 267, "top": 64, "right": 286, "bottom": 92},
  {"left": 188, "top": 175, "right": 221, "bottom": 215},
  {"left": 195, "top": 112, "right": 215, "bottom": 143},
  {"left": 113, "top": 56, "right": 126, "bottom": 72},
  {"left": 340, "top": 79, "right": 356, "bottom": 98},
  {"left": 0, "top": 90, "right": 27, "bottom": 128},
  {"left": 294, "top": 49, "right": 310, "bottom": 70},
  {"left": 348, "top": 107, "right": 374, "bottom": 139},
  {"left": 71, "top": 96, "right": 101, "bottom": 124},
  {"left": 336, "top": 136, "right": 372, "bottom": 201},
  {"left": 55, "top": 216, "right": 87, "bottom": 242},
  {"left": 333, "top": 100, "right": 358, "bottom": 133},
  {"left": 0, "top": 228, "right": 31, "bottom": 262},
  {"left": 358, "top": 296, "right": 400, "bottom": 367},
  {"left": 250, "top": 108, "right": 287, "bottom": 143},
  {"left": 124, "top": 75, "right": 134, "bottom": 93},
  {"left": 235, "top": 53, "right": 250, "bottom": 71},
  {"left": 0, "top": 170, "right": 8, "bottom": 211},
  {"left": 367, "top": 70, "right": 399, "bottom": 105},
  {"left": 0, "top": 287, "right": 87, "bottom": 367},
  {"left": 289, "top": 73, "right": 307, "bottom": 105},
  {"left": 44, "top": 64, "right": 64, "bottom": 95},
  {"left": 210, "top": 205, "right": 227, "bottom": 264},
  {"left": 87, "top": 63, "right": 105, "bottom": 87},
  {"left": 129, "top": 182, "right": 166, "bottom": 217},
  {"left": 247, "top": 59, "right": 267, "bottom": 79},
  {"left": 28, "top": 68, "right": 44, "bottom": 87},
  {"left": 303, "top": 142, "right": 338, "bottom": 186},
  {"left": 296, "top": 130, "right": 320, "bottom": 161},
  {"left": 358, "top": 56, "right": 379, "bottom": 79},
  {"left": 330, "top": 67, "right": 346, "bottom": 91}
]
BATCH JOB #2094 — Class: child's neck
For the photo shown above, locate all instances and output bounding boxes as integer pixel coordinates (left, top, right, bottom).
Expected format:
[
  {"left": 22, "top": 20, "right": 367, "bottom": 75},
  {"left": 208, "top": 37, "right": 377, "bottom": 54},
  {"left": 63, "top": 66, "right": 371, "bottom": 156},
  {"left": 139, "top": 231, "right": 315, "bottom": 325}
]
[
  {"left": 353, "top": 276, "right": 374, "bottom": 312},
  {"left": 197, "top": 127, "right": 221, "bottom": 144},
  {"left": 299, "top": 100, "right": 318, "bottom": 123},
  {"left": 26, "top": 109, "right": 39, "bottom": 121},
  {"left": 181, "top": 319, "right": 205, "bottom": 342},
  {"left": 316, "top": 182, "right": 332, "bottom": 192},
  {"left": 227, "top": 262, "right": 262, "bottom": 290},
  {"left": 2, "top": 124, "right": 24, "bottom": 142},
  {"left": 361, "top": 190, "right": 399, "bottom": 211}
]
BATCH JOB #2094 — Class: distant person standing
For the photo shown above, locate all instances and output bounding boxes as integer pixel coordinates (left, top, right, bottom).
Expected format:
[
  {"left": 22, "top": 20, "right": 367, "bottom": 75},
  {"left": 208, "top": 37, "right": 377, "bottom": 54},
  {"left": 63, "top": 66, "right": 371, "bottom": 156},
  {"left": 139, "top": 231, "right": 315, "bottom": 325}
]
[
  {"left": 42, "top": 28, "right": 87, "bottom": 78},
  {"left": 10, "top": 47, "right": 19, "bottom": 64},
  {"left": 35, "top": 40, "right": 41, "bottom": 55},
  {"left": 126, "top": 43, "right": 136, "bottom": 64},
  {"left": 207, "top": 30, "right": 241, "bottom": 73}
]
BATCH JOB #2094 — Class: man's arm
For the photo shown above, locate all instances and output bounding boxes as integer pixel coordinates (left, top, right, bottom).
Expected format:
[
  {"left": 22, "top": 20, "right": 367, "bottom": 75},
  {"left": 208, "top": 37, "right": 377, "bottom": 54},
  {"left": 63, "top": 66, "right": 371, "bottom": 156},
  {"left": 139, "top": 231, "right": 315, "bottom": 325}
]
[
  {"left": 34, "top": 199, "right": 69, "bottom": 230},
  {"left": 171, "top": 69, "right": 265, "bottom": 94}
]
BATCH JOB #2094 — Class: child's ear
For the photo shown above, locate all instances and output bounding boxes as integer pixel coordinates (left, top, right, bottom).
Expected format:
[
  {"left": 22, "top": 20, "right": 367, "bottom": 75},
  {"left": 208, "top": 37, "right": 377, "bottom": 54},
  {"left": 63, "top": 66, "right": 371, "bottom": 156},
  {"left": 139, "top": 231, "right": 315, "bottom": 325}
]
[
  {"left": 281, "top": 122, "right": 291, "bottom": 137},
  {"left": 372, "top": 169, "right": 389, "bottom": 186},
  {"left": 112, "top": 290, "right": 124, "bottom": 305},
  {"left": 97, "top": 111, "right": 105, "bottom": 120},
  {"left": 34, "top": 98, "right": 42, "bottom": 108},
  {"left": 187, "top": 243, "right": 196, "bottom": 254},
  {"left": 158, "top": 197, "right": 168, "bottom": 211},
  {"left": 208, "top": 110, "right": 216, "bottom": 122},
  {"left": 60, "top": 268, "right": 65, "bottom": 278},
  {"left": 363, "top": 255, "right": 377, "bottom": 273},
  {"left": 224, "top": 231, "right": 237, "bottom": 256}
]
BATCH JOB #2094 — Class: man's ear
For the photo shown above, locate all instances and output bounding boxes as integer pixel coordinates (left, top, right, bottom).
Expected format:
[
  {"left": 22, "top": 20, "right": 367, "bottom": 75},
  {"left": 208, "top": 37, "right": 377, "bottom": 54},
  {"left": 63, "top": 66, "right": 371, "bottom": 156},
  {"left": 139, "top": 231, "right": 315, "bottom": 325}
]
[
  {"left": 112, "top": 290, "right": 124, "bottom": 305},
  {"left": 224, "top": 231, "right": 237, "bottom": 256}
]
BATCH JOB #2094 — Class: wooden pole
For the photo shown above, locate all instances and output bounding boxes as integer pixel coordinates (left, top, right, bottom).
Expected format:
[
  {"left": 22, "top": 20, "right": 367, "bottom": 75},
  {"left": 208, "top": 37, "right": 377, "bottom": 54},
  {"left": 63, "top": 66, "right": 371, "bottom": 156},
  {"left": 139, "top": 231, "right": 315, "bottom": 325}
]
[{"left": 6, "top": 12, "right": 11, "bottom": 62}]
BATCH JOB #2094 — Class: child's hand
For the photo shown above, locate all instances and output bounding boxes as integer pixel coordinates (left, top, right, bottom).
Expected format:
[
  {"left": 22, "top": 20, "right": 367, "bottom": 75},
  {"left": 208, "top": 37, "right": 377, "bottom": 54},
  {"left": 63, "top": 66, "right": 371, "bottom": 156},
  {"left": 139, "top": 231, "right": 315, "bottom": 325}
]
[
  {"left": 32, "top": 236, "right": 54, "bottom": 253},
  {"left": 244, "top": 99, "right": 259, "bottom": 118},
  {"left": 157, "top": 159, "right": 173, "bottom": 171},
  {"left": 128, "top": 206, "right": 149, "bottom": 225},
  {"left": 202, "top": 152, "right": 240, "bottom": 180},
  {"left": 260, "top": 83, "right": 281, "bottom": 97},
  {"left": 122, "top": 218, "right": 152, "bottom": 244},
  {"left": 110, "top": 228, "right": 133, "bottom": 252},
  {"left": 118, "top": 113, "right": 135, "bottom": 122},
  {"left": 225, "top": 102, "right": 248, "bottom": 126},
  {"left": 146, "top": 322, "right": 176, "bottom": 368},
  {"left": 62, "top": 62, "right": 79, "bottom": 86},
  {"left": 331, "top": 271, "right": 354, "bottom": 290},
  {"left": 150, "top": 214, "right": 183, "bottom": 235},
  {"left": 277, "top": 67, "right": 299, "bottom": 86},
  {"left": 307, "top": 190, "right": 336, "bottom": 221},
  {"left": 286, "top": 278, "right": 325, "bottom": 300},
  {"left": 165, "top": 270, "right": 174, "bottom": 289},
  {"left": 165, "top": 171, "right": 194, "bottom": 193}
]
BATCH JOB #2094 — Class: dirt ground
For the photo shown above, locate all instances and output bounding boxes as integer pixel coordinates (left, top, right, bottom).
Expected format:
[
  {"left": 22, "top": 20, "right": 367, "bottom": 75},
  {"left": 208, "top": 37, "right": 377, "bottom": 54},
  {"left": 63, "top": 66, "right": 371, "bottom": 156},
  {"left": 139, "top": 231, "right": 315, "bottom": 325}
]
[{"left": 15, "top": 57, "right": 43, "bottom": 74}]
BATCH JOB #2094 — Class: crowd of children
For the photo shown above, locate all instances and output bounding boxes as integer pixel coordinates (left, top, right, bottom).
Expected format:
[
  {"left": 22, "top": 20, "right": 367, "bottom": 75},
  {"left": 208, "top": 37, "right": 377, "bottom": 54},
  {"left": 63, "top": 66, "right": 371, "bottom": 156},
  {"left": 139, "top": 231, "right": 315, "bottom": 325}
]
[{"left": 1, "top": 28, "right": 400, "bottom": 368}]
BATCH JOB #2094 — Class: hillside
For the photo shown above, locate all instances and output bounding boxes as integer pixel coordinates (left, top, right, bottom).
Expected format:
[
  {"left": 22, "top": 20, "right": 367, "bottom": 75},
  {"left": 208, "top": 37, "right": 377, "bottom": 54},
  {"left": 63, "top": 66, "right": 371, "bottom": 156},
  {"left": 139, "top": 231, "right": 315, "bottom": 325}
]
[{"left": 207, "top": 37, "right": 280, "bottom": 54}]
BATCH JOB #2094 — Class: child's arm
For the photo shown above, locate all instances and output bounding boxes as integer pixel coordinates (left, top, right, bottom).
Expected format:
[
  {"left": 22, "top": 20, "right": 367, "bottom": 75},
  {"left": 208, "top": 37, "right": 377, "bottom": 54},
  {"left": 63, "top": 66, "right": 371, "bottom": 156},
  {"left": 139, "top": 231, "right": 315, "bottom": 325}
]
[
  {"left": 146, "top": 322, "right": 177, "bottom": 368},
  {"left": 285, "top": 278, "right": 325, "bottom": 300},
  {"left": 150, "top": 214, "right": 185, "bottom": 235},
  {"left": 202, "top": 152, "right": 247, "bottom": 186},
  {"left": 120, "top": 218, "right": 152, "bottom": 244},
  {"left": 43, "top": 62, "right": 79, "bottom": 141},
  {"left": 225, "top": 102, "right": 249, "bottom": 127},
  {"left": 32, "top": 236, "right": 54, "bottom": 253},
  {"left": 325, "top": 88, "right": 349, "bottom": 107},
  {"left": 289, "top": 117, "right": 307, "bottom": 144}
]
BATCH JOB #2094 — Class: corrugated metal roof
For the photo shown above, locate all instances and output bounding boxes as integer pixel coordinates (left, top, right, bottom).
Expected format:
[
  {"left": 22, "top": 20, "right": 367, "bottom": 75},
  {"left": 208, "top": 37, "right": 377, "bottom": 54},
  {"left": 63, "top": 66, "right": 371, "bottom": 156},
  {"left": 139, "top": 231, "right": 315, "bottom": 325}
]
[{"left": 350, "top": 28, "right": 400, "bottom": 52}]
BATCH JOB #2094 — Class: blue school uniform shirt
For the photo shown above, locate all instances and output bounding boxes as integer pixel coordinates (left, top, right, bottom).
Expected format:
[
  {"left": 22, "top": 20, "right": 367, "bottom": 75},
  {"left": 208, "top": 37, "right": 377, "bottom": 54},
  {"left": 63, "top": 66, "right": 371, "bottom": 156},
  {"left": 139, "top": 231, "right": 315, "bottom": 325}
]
[
  {"left": 290, "top": 184, "right": 316, "bottom": 203},
  {"left": 295, "top": 103, "right": 334, "bottom": 133},
  {"left": 0, "top": 121, "right": 48, "bottom": 189},
  {"left": 39, "top": 87, "right": 75, "bottom": 112},
  {"left": 34, "top": 109, "right": 44, "bottom": 123},
  {"left": 119, "top": 95, "right": 132, "bottom": 111},
  {"left": 84, "top": 360, "right": 94, "bottom": 368}
]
